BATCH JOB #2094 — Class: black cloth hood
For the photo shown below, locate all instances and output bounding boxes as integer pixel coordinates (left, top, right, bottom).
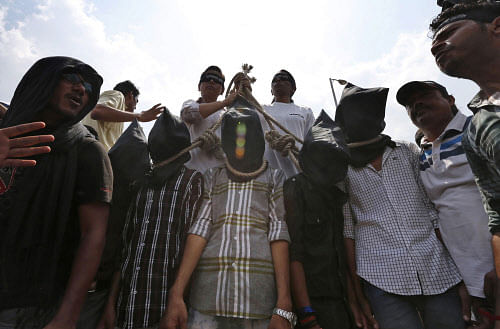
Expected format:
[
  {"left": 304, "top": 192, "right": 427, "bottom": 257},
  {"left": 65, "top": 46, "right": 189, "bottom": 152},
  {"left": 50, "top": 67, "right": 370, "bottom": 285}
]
[
  {"left": 148, "top": 109, "right": 191, "bottom": 164},
  {"left": 1, "top": 56, "right": 102, "bottom": 130},
  {"left": 334, "top": 83, "right": 389, "bottom": 143},
  {"left": 221, "top": 108, "right": 265, "bottom": 173},
  {"left": 0, "top": 56, "right": 105, "bottom": 312},
  {"left": 299, "top": 110, "right": 350, "bottom": 187}
]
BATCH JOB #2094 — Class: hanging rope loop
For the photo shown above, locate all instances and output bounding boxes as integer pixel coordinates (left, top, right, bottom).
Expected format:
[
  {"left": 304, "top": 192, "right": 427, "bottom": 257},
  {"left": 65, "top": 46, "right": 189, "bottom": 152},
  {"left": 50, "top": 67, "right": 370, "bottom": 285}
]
[{"left": 265, "top": 130, "right": 298, "bottom": 157}]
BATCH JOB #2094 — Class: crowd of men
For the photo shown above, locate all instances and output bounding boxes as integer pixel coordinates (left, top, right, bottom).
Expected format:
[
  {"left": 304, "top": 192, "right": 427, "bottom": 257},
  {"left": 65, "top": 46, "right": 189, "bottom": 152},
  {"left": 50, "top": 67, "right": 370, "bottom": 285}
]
[{"left": 1, "top": 1, "right": 500, "bottom": 329}]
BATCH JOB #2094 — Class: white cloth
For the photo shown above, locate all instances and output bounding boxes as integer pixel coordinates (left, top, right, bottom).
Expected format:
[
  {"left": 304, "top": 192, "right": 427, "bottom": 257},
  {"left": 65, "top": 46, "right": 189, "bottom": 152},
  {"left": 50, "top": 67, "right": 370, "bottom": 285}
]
[
  {"left": 419, "top": 112, "right": 493, "bottom": 298},
  {"left": 261, "top": 102, "right": 315, "bottom": 178},
  {"left": 180, "top": 99, "right": 224, "bottom": 174}
]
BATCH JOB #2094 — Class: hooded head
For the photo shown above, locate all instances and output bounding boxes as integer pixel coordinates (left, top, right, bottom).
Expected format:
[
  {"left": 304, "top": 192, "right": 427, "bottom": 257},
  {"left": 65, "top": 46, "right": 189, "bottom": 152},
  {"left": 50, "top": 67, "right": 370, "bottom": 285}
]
[
  {"left": 221, "top": 109, "right": 265, "bottom": 173},
  {"left": 1, "top": 56, "right": 102, "bottom": 130},
  {"left": 334, "top": 83, "right": 389, "bottom": 143},
  {"left": 148, "top": 109, "right": 191, "bottom": 165},
  {"left": 299, "top": 110, "right": 350, "bottom": 187}
]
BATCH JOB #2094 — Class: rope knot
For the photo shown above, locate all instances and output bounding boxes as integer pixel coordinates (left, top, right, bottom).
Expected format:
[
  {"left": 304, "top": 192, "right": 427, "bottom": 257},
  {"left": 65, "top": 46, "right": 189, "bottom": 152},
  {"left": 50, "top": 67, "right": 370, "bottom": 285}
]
[
  {"left": 195, "top": 129, "right": 224, "bottom": 159},
  {"left": 265, "top": 130, "right": 298, "bottom": 157}
]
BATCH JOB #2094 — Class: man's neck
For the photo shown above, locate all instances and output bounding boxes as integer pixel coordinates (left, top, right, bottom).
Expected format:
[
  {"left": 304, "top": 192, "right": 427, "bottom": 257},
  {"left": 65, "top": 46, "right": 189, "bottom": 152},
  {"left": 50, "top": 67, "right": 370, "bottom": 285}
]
[
  {"left": 274, "top": 96, "right": 291, "bottom": 104},
  {"left": 421, "top": 121, "right": 450, "bottom": 142},
  {"left": 470, "top": 60, "right": 500, "bottom": 97}
]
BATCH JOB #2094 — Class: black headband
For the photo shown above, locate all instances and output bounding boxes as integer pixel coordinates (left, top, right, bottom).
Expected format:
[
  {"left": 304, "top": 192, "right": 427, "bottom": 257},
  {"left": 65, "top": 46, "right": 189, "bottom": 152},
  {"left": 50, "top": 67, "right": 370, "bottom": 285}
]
[{"left": 436, "top": 8, "right": 500, "bottom": 31}]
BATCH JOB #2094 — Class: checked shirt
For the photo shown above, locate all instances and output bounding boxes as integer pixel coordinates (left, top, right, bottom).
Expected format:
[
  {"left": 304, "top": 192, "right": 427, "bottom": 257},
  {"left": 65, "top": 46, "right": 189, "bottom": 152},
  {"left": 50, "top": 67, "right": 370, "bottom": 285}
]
[
  {"left": 188, "top": 166, "right": 290, "bottom": 320},
  {"left": 343, "top": 142, "right": 461, "bottom": 296}
]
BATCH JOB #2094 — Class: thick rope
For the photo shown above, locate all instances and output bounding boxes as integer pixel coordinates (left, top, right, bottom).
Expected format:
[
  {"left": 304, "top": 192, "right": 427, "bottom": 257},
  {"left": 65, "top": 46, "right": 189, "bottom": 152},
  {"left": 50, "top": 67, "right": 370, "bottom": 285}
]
[{"left": 225, "top": 158, "right": 268, "bottom": 181}]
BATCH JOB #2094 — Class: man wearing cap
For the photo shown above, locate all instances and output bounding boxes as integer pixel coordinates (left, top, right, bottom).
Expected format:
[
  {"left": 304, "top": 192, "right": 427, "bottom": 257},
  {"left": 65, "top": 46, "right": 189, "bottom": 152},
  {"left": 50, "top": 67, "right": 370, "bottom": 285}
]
[
  {"left": 262, "top": 70, "right": 315, "bottom": 178},
  {"left": 181, "top": 66, "right": 238, "bottom": 174},
  {"left": 339, "top": 83, "right": 464, "bottom": 329},
  {"left": 430, "top": 2, "right": 500, "bottom": 325},
  {"left": 398, "top": 80, "right": 494, "bottom": 328},
  {"left": 82, "top": 80, "right": 164, "bottom": 151}
]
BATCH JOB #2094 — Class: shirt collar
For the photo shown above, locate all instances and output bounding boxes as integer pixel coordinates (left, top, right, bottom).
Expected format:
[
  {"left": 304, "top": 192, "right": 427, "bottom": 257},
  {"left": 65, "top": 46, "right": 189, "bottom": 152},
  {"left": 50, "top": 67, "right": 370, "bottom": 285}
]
[
  {"left": 420, "top": 112, "right": 467, "bottom": 146},
  {"left": 468, "top": 90, "right": 500, "bottom": 111}
]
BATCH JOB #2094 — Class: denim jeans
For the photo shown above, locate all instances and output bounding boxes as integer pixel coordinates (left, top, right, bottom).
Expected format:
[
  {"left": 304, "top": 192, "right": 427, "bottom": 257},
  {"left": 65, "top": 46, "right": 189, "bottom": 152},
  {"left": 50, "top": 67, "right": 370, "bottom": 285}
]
[{"left": 363, "top": 281, "right": 465, "bottom": 329}]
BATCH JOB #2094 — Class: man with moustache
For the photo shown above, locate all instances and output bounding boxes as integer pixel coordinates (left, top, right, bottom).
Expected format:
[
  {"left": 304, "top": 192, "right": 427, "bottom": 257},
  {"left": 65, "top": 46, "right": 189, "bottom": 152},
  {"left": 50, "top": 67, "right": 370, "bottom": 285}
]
[
  {"left": 0, "top": 56, "right": 112, "bottom": 328},
  {"left": 430, "top": 2, "right": 500, "bottom": 325}
]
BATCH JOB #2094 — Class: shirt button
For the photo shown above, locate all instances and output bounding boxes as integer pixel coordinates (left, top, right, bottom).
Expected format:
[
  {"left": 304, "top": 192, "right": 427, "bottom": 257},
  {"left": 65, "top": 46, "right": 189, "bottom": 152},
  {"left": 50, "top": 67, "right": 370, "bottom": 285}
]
[
  {"left": 136, "top": 267, "right": 140, "bottom": 271},
  {"left": 234, "top": 236, "right": 238, "bottom": 240},
  {"left": 133, "top": 290, "right": 137, "bottom": 294},
  {"left": 141, "top": 243, "right": 145, "bottom": 247},
  {"left": 232, "top": 262, "right": 236, "bottom": 268},
  {"left": 145, "top": 221, "right": 149, "bottom": 224},
  {"left": 316, "top": 218, "right": 320, "bottom": 223}
]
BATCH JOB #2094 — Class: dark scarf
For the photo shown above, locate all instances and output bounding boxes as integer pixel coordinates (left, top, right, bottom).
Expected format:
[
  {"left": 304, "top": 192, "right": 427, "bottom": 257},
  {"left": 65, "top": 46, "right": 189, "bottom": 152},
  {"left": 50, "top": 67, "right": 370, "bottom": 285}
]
[
  {"left": 0, "top": 56, "right": 103, "bottom": 311},
  {"left": 348, "top": 134, "right": 396, "bottom": 168}
]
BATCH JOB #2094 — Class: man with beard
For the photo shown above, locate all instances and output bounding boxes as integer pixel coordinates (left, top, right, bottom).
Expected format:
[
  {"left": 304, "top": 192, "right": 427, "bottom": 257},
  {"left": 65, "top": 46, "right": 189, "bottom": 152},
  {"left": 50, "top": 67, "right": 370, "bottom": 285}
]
[
  {"left": 284, "top": 111, "right": 356, "bottom": 329},
  {"left": 163, "top": 109, "right": 295, "bottom": 329},
  {"left": 430, "top": 2, "right": 500, "bottom": 325},
  {"left": 0, "top": 56, "right": 112, "bottom": 328},
  {"left": 339, "top": 83, "right": 463, "bottom": 329}
]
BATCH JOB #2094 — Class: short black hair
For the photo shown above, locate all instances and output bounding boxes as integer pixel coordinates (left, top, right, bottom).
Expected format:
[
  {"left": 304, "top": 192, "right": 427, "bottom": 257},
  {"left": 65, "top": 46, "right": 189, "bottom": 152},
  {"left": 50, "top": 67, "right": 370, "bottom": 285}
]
[
  {"left": 430, "top": 1, "right": 500, "bottom": 35},
  {"left": 114, "top": 80, "right": 139, "bottom": 97}
]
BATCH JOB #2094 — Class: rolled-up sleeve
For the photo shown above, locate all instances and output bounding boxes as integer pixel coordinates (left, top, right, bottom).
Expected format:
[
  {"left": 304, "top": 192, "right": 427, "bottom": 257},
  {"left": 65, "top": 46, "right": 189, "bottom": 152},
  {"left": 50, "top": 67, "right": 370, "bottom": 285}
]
[
  {"left": 188, "top": 170, "right": 213, "bottom": 240},
  {"left": 268, "top": 169, "right": 291, "bottom": 243},
  {"left": 181, "top": 99, "right": 202, "bottom": 125}
]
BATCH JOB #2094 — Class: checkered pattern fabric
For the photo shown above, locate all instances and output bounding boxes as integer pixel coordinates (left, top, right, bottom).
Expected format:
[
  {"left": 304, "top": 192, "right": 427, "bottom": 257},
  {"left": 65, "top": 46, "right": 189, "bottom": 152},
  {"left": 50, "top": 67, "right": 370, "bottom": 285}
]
[
  {"left": 343, "top": 142, "right": 461, "bottom": 295},
  {"left": 188, "top": 166, "right": 290, "bottom": 320}
]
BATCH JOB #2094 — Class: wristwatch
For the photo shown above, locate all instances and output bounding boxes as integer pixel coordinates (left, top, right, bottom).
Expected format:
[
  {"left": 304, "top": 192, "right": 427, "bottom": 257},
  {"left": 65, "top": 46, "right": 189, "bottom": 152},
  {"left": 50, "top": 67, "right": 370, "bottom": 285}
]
[{"left": 273, "top": 307, "right": 297, "bottom": 328}]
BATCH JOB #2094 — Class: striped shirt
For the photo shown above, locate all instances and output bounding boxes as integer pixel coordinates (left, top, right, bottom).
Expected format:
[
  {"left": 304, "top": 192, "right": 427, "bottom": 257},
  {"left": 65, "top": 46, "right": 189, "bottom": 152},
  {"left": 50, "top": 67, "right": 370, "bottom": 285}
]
[
  {"left": 188, "top": 166, "right": 290, "bottom": 320},
  {"left": 116, "top": 167, "right": 203, "bottom": 329},
  {"left": 419, "top": 112, "right": 493, "bottom": 298},
  {"left": 343, "top": 141, "right": 461, "bottom": 295}
]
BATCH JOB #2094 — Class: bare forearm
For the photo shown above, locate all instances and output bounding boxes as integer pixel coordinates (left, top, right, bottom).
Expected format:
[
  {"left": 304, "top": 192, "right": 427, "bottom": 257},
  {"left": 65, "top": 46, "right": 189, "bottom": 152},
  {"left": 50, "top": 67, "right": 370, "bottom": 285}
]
[
  {"left": 271, "top": 240, "right": 292, "bottom": 310},
  {"left": 106, "top": 271, "right": 121, "bottom": 308},
  {"left": 170, "top": 234, "right": 207, "bottom": 297},
  {"left": 290, "top": 260, "right": 312, "bottom": 309},
  {"left": 52, "top": 222, "right": 107, "bottom": 324},
  {"left": 90, "top": 105, "right": 138, "bottom": 122},
  {"left": 198, "top": 100, "right": 227, "bottom": 119}
]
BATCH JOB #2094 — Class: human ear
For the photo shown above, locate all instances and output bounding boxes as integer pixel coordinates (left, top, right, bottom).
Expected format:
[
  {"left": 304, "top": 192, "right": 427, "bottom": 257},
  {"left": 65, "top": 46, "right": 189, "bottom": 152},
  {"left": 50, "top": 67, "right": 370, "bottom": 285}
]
[
  {"left": 448, "top": 95, "right": 456, "bottom": 106},
  {"left": 491, "top": 16, "right": 500, "bottom": 37}
]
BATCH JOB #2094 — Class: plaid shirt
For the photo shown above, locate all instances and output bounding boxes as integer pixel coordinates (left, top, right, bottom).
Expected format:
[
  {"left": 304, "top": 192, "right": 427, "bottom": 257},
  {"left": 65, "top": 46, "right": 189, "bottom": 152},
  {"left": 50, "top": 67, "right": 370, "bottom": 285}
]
[
  {"left": 463, "top": 92, "right": 500, "bottom": 234},
  {"left": 343, "top": 142, "right": 461, "bottom": 295},
  {"left": 188, "top": 166, "right": 290, "bottom": 320},
  {"left": 116, "top": 167, "right": 203, "bottom": 329}
]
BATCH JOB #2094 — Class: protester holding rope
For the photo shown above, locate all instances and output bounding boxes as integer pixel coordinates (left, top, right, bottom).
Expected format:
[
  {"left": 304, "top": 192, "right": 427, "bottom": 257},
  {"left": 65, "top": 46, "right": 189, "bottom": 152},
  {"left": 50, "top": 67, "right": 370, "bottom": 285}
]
[
  {"left": 180, "top": 66, "right": 238, "bottom": 173},
  {"left": 262, "top": 70, "right": 314, "bottom": 178}
]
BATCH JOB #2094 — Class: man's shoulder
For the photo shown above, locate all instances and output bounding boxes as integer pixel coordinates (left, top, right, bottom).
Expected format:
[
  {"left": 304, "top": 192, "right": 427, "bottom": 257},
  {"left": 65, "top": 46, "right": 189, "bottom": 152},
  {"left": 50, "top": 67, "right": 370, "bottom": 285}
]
[{"left": 99, "top": 90, "right": 124, "bottom": 100}]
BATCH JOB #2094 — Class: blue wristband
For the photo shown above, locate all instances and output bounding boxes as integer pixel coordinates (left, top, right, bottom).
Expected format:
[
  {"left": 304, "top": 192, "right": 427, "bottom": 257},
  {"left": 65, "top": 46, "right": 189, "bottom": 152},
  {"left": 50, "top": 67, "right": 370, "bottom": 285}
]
[{"left": 299, "top": 306, "right": 315, "bottom": 314}]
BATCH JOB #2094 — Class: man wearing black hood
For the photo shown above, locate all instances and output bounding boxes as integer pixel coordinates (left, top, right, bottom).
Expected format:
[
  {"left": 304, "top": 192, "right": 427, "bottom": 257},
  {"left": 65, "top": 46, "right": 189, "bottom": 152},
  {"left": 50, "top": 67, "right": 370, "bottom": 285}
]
[
  {"left": 164, "top": 109, "right": 294, "bottom": 329},
  {"left": 0, "top": 57, "right": 113, "bottom": 328},
  {"left": 284, "top": 111, "right": 355, "bottom": 329},
  {"left": 337, "top": 84, "right": 463, "bottom": 329},
  {"left": 100, "top": 110, "right": 203, "bottom": 329}
]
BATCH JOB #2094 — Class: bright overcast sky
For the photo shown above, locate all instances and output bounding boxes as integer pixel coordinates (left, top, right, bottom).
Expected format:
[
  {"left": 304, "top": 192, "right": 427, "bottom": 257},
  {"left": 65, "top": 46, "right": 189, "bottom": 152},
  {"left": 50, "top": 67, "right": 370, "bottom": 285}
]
[{"left": 0, "top": 0, "right": 479, "bottom": 142}]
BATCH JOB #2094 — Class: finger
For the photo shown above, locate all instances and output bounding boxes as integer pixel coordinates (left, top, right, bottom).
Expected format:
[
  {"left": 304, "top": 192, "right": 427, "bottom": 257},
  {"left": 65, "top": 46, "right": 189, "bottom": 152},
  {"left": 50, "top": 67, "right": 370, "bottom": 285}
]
[
  {"left": 9, "top": 135, "right": 54, "bottom": 148},
  {"left": 3, "top": 159, "right": 37, "bottom": 167},
  {"left": 151, "top": 103, "right": 162, "bottom": 110},
  {"left": 8, "top": 146, "right": 51, "bottom": 158},
  {"left": 2, "top": 122, "right": 46, "bottom": 138}
]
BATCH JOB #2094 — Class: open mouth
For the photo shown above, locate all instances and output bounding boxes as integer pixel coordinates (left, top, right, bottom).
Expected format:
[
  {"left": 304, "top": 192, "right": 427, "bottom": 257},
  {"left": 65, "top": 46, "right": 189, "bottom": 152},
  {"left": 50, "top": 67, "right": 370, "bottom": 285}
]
[{"left": 69, "top": 95, "right": 82, "bottom": 107}]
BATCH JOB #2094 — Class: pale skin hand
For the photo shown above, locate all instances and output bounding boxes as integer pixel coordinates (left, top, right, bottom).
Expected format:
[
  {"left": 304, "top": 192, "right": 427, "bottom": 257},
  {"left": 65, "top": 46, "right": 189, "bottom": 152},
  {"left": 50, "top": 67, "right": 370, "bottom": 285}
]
[{"left": 0, "top": 121, "right": 54, "bottom": 167}]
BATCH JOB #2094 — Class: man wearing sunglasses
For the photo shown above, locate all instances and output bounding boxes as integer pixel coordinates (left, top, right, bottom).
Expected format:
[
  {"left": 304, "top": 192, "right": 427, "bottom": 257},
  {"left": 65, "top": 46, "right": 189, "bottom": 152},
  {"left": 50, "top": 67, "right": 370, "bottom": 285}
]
[
  {"left": 430, "top": 2, "right": 500, "bottom": 326},
  {"left": 0, "top": 56, "right": 112, "bottom": 329},
  {"left": 83, "top": 80, "right": 164, "bottom": 151},
  {"left": 181, "top": 66, "right": 238, "bottom": 174},
  {"left": 262, "top": 70, "right": 315, "bottom": 178}
]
